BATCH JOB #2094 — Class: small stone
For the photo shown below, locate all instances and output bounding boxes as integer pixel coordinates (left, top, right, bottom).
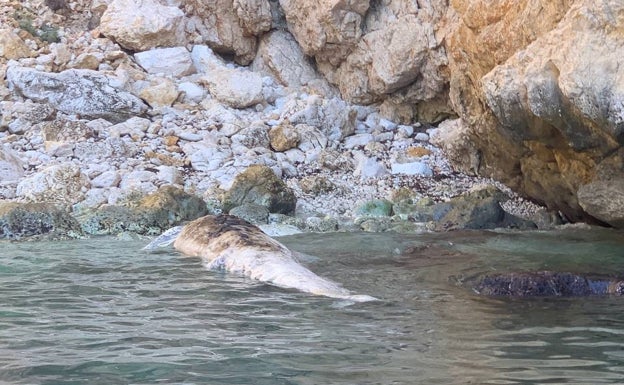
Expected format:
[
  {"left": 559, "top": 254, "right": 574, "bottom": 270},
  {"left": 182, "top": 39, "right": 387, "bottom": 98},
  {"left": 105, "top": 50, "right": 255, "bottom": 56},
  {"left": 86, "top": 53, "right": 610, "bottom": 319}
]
[
  {"left": 415, "top": 132, "right": 430, "bottom": 142},
  {"left": 391, "top": 161, "right": 433, "bottom": 177},
  {"left": 269, "top": 122, "right": 300, "bottom": 152}
]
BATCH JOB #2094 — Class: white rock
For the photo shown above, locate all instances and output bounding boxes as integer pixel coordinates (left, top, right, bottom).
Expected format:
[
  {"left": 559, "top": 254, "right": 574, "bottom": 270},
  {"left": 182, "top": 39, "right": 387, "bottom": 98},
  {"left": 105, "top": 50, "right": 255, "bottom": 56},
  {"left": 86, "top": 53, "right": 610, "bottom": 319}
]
[
  {"left": 397, "top": 125, "right": 414, "bottom": 138},
  {"left": 76, "top": 188, "right": 109, "bottom": 210},
  {"left": 390, "top": 161, "right": 433, "bottom": 177},
  {"left": 187, "top": 145, "right": 232, "bottom": 172},
  {"left": 134, "top": 47, "right": 195, "bottom": 77},
  {"left": 343, "top": 133, "right": 374, "bottom": 149},
  {"left": 192, "top": 45, "right": 264, "bottom": 108},
  {"left": 108, "top": 117, "right": 151, "bottom": 138},
  {"left": 178, "top": 132, "right": 203, "bottom": 142},
  {"left": 284, "top": 148, "right": 305, "bottom": 164},
  {"left": 91, "top": 170, "right": 121, "bottom": 188},
  {"left": 156, "top": 166, "right": 183, "bottom": 185},
  {"left": 178, "top": 82, "right": 205, "bottom": 103},
  {"left": 119, "top": 170, "right": 157, "bottom": 192},
  {"left": 414, "top": 132, "right": 430, "bottom": 142},
  {"left": 44, "top": 141, "right": 74, "bottom": 157},
  {"left": 379, "top": 118, "right": 398, "bottom": 131},
  {"left": 355, "top": 156, "right": 389, "bottom": 179},
  {"left": 205, "top": 69, "right": 264, "bottom": 108}
]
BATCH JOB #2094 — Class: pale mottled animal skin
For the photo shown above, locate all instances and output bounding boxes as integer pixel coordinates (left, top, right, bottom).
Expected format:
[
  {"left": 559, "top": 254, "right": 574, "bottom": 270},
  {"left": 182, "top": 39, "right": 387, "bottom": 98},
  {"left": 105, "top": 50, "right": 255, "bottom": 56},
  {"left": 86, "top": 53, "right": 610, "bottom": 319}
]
[{"left": 169, "top": 215, "right": 376, "bottom": 302}]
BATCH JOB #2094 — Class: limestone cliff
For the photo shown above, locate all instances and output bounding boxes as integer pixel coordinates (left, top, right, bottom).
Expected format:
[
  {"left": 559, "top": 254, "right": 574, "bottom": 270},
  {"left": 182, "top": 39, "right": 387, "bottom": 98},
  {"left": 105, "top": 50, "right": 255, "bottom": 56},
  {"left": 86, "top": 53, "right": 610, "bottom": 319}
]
[{"left": 443, "top": 0, "right": 624, "bottom": 226}]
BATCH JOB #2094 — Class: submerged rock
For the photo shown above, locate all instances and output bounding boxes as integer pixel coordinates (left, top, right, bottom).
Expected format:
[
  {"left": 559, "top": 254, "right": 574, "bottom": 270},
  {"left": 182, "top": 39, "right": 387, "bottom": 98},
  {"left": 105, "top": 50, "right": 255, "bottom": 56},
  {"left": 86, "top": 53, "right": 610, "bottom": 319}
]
[
  {"left": 474, "top": 271, "right": 624, "bottom": 297},
  {"left": 434, "top": 186, "right": 536, "bottom": 231}
]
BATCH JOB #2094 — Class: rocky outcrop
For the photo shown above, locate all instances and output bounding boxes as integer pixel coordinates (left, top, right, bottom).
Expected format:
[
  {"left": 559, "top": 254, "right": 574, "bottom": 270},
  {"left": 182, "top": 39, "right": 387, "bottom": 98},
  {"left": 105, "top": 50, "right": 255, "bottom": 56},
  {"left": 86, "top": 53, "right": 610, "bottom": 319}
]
[
  {"left": 280, "top": 0, "right": 450, "bottom": 122},
  {"left": 6, "top": 66, "right": 148, "bottom": 123},
  {"left": 443, "top": 0, "right": 624, "bottom": 226},
  {"left": 252, "top": 30, "right": 334, "bottom": 94}
]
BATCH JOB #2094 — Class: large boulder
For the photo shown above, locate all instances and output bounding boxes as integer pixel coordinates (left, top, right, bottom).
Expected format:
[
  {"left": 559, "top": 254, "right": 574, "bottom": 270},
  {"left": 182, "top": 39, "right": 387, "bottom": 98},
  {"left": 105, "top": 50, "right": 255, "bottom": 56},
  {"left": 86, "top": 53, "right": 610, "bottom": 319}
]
[
  {"left": 443, "top": 0, "right": 624, "bottom": 226},
  {"left": 221, "top": 165, "right": 297, "bottom": 214},
  {"left": 6, "top": 66, "right": 148, "bottom": 123},
  {"left": 577, "top": 149, "right": 624, "bottom": 227},
  {"left": 98, "top": 0, "right": 187, "bottom": 51},
  {"left": 16, "top": 164, "right": 90, "bottom": 207}
]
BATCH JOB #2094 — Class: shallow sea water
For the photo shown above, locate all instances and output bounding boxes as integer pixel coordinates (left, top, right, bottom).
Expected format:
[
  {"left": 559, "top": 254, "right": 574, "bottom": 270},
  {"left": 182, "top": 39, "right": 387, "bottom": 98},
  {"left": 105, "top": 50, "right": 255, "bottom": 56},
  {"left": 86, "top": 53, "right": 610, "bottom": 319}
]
[{"left": 1, "top": 227, "right": 624, "bottom": 384}]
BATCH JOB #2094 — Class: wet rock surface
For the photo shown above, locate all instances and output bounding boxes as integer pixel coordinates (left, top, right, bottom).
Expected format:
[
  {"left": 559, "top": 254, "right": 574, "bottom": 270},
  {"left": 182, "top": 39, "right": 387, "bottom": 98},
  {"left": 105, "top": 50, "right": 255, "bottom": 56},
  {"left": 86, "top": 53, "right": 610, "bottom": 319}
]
[{"left": 474, "top": 271, "right": 624, "bottom": 297}]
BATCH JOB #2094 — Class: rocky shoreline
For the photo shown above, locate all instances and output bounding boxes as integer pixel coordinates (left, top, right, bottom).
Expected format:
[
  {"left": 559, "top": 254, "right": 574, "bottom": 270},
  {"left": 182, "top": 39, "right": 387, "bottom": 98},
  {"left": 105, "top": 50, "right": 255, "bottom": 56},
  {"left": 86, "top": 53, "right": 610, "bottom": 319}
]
[{"left": 0, "top": 0, "right": 566, "bottom": 241}]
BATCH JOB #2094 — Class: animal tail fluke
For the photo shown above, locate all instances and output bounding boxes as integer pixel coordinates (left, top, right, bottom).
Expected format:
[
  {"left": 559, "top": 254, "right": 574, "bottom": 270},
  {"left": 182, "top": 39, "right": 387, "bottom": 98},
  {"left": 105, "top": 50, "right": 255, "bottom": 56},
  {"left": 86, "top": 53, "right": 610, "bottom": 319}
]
[
  {"left": 342, "top": 294, "right": 378, "bottom": 302},
  {"left": 142, "top": 226, "right": 184, "bottom": 251}
]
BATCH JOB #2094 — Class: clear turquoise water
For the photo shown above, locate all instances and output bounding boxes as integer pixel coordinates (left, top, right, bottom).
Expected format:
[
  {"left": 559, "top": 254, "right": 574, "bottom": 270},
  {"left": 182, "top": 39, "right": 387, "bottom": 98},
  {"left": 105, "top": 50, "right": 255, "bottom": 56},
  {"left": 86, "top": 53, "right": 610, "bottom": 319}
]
[{"left": 1, "top": 227, "right": 624, "bottom": 384}]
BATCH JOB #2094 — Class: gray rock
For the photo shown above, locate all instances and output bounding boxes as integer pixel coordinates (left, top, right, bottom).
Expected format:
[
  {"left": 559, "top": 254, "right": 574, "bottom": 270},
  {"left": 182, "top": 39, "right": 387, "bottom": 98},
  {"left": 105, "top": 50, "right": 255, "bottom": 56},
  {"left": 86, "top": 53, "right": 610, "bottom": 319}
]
[{"left": 6, "top": 66, "right": 148, "bottom": 123}]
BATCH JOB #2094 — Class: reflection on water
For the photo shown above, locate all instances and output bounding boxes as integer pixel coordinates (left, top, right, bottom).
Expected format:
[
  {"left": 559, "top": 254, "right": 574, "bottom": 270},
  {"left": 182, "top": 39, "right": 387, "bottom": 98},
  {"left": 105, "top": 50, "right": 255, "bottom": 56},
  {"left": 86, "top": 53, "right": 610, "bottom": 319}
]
[{"left": 0, "top": 227, "right": 624, "bottom": 384}]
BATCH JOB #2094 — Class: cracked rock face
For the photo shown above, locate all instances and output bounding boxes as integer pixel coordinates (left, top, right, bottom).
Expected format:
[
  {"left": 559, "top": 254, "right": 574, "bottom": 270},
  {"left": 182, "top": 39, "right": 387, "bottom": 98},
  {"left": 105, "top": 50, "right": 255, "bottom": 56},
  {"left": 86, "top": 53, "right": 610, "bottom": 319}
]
[{"left": 444, "top": 0, "right": 624, "bottom": 225}]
